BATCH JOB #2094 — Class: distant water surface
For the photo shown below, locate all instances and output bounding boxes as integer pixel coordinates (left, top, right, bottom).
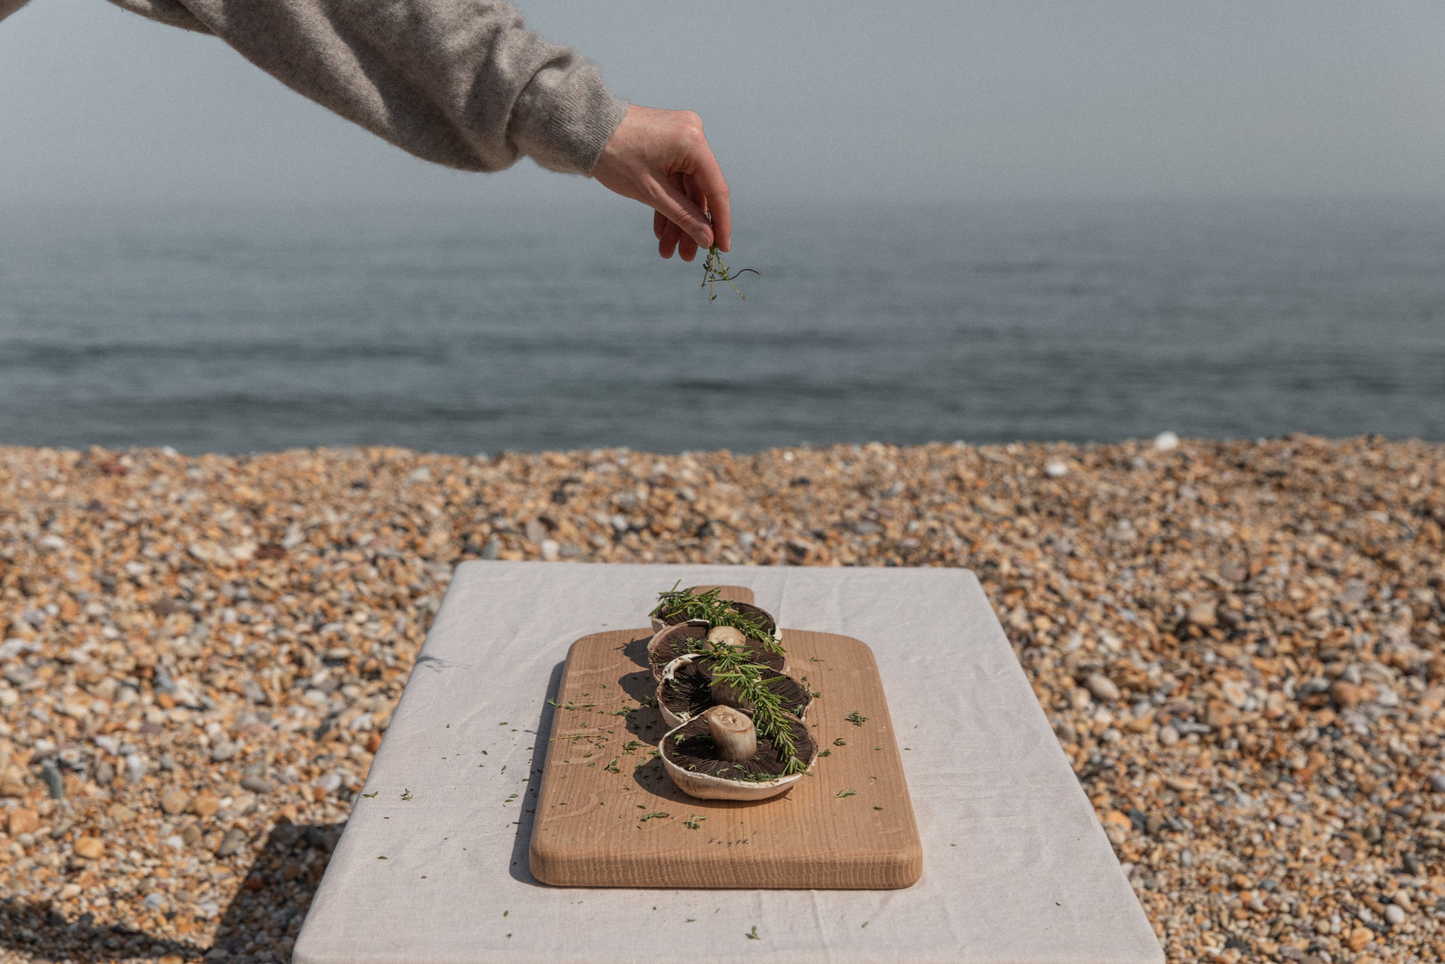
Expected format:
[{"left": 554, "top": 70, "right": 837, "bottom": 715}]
[{"left": 0, "top": 198, "right": 1442, "bottom": 453}]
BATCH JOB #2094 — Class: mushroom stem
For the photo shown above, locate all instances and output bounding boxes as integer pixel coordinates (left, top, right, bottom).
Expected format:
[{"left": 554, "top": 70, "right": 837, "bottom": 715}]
[
  {"left": 708, "top": 674, "right": 754, "bottom": 712},
  {"left": 704, "top": 705, "right": 757, "bottom": 762},
  {"left": 706, "top": 625, "right": 747, "bottom": 649}
]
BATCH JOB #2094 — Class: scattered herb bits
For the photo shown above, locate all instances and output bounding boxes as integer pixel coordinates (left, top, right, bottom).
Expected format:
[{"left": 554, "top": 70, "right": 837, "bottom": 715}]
[{"left": 846, "top": 711, "right": 868, "bottom": 726}]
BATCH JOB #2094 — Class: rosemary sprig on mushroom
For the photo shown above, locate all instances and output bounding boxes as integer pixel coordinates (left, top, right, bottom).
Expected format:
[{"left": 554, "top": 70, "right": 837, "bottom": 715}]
[
  {"left": 700, "top": 643, "right": 808, "bottom": 775},
  {"left": 651, "top": 583, "right": 782, "bottom": 655}
]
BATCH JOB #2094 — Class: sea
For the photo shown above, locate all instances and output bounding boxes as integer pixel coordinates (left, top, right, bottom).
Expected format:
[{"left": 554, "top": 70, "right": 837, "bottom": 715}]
[{"left": 1, "top": 197, "right": 1442, "bottom": 455}]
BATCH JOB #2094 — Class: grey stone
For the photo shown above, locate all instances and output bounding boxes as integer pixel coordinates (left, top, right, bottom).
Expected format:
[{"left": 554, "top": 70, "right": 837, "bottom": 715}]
[
  {"left": 240, "top": 775, "right": 274, "bottom": 795},
  {"left": 210, "top": 740, "right": 240, "bottom": 763},
  {"left": 216, "top": 827, "right": 250, "bottom": 858},
  {"left": 480, "top": 537, "right": 501, "bottom": 560},
  {"left": 240, "top": 677, "right": 268, "bottom": 704},
  {"left": 1085, "top": 673, "right": 1121, "bottom": 703},
  {"left": 38, "top": 760, "right": 64, "bottom": 799},
  {"left": 1384, "top": 904, "right": 1405, "bottom": 926}
]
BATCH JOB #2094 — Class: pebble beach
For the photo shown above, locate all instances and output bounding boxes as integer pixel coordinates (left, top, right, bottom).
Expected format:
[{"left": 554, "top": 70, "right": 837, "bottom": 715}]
[{"left": 1, "top": 434, "right": 1442, "bottom": 964}]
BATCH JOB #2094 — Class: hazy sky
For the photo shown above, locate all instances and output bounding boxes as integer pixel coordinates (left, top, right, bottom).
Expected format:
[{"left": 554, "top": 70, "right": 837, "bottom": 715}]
[{"left": 2, "top": 1, "right": 1444, "bottom": 205}]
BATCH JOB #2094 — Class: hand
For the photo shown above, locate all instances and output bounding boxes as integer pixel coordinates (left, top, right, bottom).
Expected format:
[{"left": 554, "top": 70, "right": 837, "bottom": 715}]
[{"left": 591, "top": 105, "right": 732, "bottom": 261}]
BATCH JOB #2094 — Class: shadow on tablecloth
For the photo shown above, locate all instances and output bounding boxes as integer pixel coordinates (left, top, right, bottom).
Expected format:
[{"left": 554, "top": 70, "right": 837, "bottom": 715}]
[{"left": 507, "top": 658, "right": 565, "bottom": 887}]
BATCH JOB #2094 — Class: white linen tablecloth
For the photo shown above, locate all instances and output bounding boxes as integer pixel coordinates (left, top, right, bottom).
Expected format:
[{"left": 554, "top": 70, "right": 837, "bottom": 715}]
[{"left": 293, "top": 561, "right": 1164, "bottom": 964}]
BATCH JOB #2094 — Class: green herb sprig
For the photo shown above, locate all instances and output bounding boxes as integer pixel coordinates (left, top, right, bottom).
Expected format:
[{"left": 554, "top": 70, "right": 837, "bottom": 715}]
[
  {"left": 651, "top": 583, "right": 782, "bottom": 655},
  {"left": 701, "top": 246, "right": 759, "bottom": 302},
  {"left": 701, "top": 644, "right": 808, "bottom": 775}
]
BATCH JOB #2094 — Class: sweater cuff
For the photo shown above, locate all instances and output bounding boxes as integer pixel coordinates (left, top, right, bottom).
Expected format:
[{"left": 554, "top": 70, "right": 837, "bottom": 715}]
[{"left": 511, "top": 60, "right": 629, "bottom": 176}]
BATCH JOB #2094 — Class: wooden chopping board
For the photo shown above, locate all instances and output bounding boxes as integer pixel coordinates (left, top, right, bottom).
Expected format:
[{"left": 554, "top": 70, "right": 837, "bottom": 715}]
[{"left": 529, "top": 588, "right": 922, "bottom": 889}]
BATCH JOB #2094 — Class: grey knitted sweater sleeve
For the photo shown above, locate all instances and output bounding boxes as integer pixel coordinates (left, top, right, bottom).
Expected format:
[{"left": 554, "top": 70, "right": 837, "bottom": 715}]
[{"left": 0, "top": 0, "right": 629, "bottom": 175}]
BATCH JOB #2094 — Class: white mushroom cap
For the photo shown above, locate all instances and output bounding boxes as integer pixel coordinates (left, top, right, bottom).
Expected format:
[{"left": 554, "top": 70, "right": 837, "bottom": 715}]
[{"left": 657, "top": 654, "right": 701, "bottom": 728}]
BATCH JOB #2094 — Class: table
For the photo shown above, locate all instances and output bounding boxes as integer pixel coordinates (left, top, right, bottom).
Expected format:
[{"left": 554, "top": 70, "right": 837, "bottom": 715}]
[{"left": 293, "top": 562, "right": 1164, "bottom": 964}]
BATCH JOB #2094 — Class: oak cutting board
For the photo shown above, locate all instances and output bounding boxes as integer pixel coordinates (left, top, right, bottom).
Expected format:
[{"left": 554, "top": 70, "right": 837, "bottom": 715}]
[{"left": 529, "top": 588, "right": 922, "bottom": 889}]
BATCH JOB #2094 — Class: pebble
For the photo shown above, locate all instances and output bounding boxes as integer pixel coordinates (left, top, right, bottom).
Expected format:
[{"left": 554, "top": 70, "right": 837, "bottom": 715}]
[
  {"left": 0, "top": 436, "right": 1441, "bottom": 964},
  {"left": 7, "top": 808, "right": 39, "bottom": 836},
  {"left": 38, "top": 760, "right": 64, "bottom": 799},
  {"left": 1330, "top": 680, "right": 1365, "bottom": 709},
  {"left": 72, "top": 836, "right": 104, "bottom": 860},
  {"left": 1186, "top": 602, "right": 1218, "bottom": 629},
  {"left": 1086, "top": 673, "right": 1121, "bottom": 703},
  {"left": 1385, "top": 905, "right": 1406, "bottom": 927},
  {"left": 215, "top": 827, "right": 250, "bottom": 858},
  {"left": 1044, "top": 461, "right": 1069, "bottom": 478},
  {"left": 1153, "top": 431, "right": 1179, "bottom": 451},
  {"left": 210, "top": 740, "right": 240, "bottom": 763},
  {"left": 159, "top": 787, "right": 190, "bottom": 814},
  {"left": 241, "top": 775, "right": 274, "bottom": 795}
]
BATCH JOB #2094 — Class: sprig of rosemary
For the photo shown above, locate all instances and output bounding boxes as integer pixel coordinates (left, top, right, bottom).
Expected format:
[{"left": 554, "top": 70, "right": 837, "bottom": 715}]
[
  {"left": 703, "top": 645, "right": 808, "bottom": 775},
  {"left": 701, "top": 245, "right": 759, "bottom": 302},
  {"left": 651, "top": 583, "right": 782, "bottom": 654}
]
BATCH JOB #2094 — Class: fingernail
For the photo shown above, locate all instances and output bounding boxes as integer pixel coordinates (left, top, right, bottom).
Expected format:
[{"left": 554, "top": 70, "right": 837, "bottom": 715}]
[{"left": 693, "top": 232, "right": 711, "bottom": 248}]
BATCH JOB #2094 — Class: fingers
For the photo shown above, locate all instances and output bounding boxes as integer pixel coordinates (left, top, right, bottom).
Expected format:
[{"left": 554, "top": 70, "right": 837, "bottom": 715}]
[
  {"left": 658, "top": 221, "right": 681, "bottom": 259},
  {"left": 650, "top": 173, "right": 713, "bottom": 251},
  {"left": 687, "top": 145, "right": 731, "bottom": 253},
  {"left": 657, "top": 174, "right": 686, "bottom": 259},
  {"left": 676, "top": 173, "right": 704, "bottom": 262}
]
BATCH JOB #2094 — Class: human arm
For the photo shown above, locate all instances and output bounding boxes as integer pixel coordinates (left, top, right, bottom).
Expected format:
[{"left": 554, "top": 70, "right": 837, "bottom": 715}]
[
  {"left": 97, "top": 1, "right": 729, "bottom": 258},
  {"left": 104, "top": 0, "right": 628, "bottom": 175}
]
